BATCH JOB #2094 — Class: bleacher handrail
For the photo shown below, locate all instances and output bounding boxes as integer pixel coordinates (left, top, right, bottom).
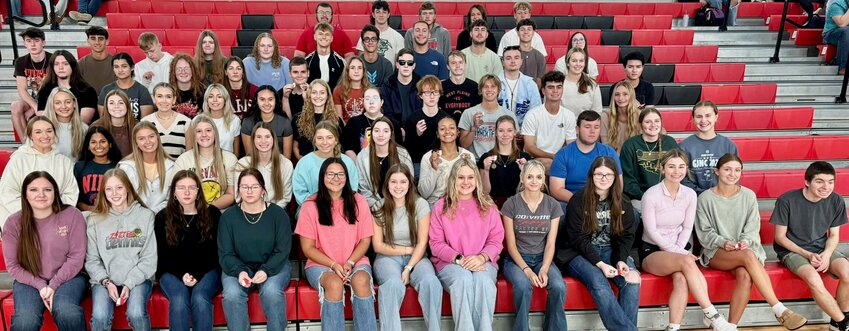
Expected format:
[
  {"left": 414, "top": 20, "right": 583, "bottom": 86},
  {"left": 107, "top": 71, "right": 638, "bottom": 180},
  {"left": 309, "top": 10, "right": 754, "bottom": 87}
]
[{"left": 4, "top": 0, "right": 58, "bottom": 63}]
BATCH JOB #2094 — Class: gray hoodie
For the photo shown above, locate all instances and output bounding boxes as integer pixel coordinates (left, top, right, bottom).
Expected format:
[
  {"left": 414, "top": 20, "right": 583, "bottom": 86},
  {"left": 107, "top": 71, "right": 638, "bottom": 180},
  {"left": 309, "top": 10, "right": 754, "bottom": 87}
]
[
  {"left": 404, "top": 22, "right": 452, "bottom": 58},
  {"left": 356, "top": 146, "right": 414, "bottom": 210},
  {"left": 84, "top": 202, "right": 157, "bottom": 289}
]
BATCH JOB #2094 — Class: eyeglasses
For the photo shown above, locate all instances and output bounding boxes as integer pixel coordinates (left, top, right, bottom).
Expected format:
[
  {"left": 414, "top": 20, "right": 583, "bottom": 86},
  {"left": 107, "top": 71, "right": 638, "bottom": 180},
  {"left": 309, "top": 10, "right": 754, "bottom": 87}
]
[
  {"left": 363, "top": 37, "right": 379, "bottom": 43},
  {"left": 398, "top": 59, "right": 415, "bottom": 67},
  {"left": 175, "top": 186, "right": 199, "bottom": 193},
  {"left": 420, "top": 91, "right": 440, "bottom": 97},
  {"left": 592, "top": 173, "right": 615, "bottom": 180},
  {"left": 363, "top": 96, "right": 381, "bottom": 102},
  {"left": 325, "top": 172, "right": 347, "bottom": 179},
  {"left": 239, "top": 185, "right": 262, "bottom": 192},
  {"left": 175, "top": 67, "right": 191, "bottom": 73}
]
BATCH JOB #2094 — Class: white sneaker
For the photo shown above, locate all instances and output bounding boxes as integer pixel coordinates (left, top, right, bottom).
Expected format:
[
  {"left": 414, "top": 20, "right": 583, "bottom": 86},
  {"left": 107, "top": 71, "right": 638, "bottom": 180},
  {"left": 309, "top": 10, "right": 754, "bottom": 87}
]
[{"left": 704, "top": 313, "right": 737, "bottom": 331}]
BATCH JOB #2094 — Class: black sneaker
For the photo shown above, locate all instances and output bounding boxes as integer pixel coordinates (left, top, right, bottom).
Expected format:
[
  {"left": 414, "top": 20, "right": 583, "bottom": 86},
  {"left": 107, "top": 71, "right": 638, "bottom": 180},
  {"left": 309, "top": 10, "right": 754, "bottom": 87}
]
[
  {"left": 832, "top": 317, "right": 849, "bottom": 331},
  {"left": 830, "top": 318, "right": 839, "bottom": 331}
]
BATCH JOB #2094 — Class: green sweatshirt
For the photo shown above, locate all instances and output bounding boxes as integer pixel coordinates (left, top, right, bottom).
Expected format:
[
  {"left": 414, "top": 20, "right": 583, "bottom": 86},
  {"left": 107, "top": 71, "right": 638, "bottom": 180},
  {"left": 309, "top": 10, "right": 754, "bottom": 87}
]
[
  {"left": 620, "top": 134, "right": 680, "bottom": 201},
  {"left": 695, "top": 187, "right": 766, "bottom": 266}
]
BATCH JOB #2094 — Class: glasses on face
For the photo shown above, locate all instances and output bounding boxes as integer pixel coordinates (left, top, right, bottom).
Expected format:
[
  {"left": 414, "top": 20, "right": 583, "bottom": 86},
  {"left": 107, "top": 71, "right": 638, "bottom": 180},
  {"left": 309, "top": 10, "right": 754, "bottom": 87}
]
[
  {"left": 398, "top": 59, "right": 415, "bottom": 67},
  {"left": 420, "top": 91, "right": 440, "bottom": 97},
  {"left": 363, "top": 96, "right": 381, "bottom": 103},
  {"left": 592, "top": 173, "right": 615, "bottom": 180},
  {"left": 175, "top": 67, "right": 191, "bottom": 73},
  {"left": 175, "top": 186, "right": 199, "bottom": 193},
  {"left": 239, "top": 185, "right": 262, "bottom": 192},
  {"left": 572, "top": 38, "right": 586, "bottom": 43},
  {"left": 363, "top": 37, "right": 379, "bottom": 43},
  {"left": 325, "top": 172, "right": 347, "bottom": 180}
]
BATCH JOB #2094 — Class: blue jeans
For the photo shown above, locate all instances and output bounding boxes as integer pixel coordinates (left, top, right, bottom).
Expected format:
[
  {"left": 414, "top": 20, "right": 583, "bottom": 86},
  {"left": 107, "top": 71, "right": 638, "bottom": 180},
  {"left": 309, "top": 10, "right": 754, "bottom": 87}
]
[
  {"left": 566, "top": 245, "right": 640, "bottom": 331},
  {"left": 76, "top": 0, "right": 102, "bottom": 14},
  {"left": 825, "top": 26, "right": 849, "bottom": 69},
  {"left": 91, "top": 280, "right": 152, "bottom": 331},
  {"left": 503, "top": 254, "right": 567, "bottom": 331},
  {"left": 221, "top": 263, "right": 291, "bottom": 331},
  {"left": 11, "top": 274, "right": 87, "bottom": 331},
  {"left": 10, "top": 0, "right": 21, "bottom": 17},
  {"left": 159, "top": 270, "right": 221, "bottom": 331},
  {"left": 437, "top": 263, "right": 498, "bottom": 331},
  {"left": 373, "top": 254, "right": 442, "bottom": 331},
  {"left": 304, "top": 264, "right": 377, "bottom": 331}
]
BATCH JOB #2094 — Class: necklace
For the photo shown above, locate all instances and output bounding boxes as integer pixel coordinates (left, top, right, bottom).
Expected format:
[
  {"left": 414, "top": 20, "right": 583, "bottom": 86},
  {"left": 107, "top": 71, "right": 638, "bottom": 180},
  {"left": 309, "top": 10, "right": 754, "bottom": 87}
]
[
  {"left": 156, "top": 111, "right": 175, "bottom": 122},
  {"left": 241, "top": 203, "right": 266, "bottom": 225},
  {"left": 182, "top": 214, "right": 195, "bottom": 228},
  {"left": 505, "top": 77, "right": 519, "bottom": 111},
  {"left": 378, "top": 155, "right": 387, "bottom": 165}
]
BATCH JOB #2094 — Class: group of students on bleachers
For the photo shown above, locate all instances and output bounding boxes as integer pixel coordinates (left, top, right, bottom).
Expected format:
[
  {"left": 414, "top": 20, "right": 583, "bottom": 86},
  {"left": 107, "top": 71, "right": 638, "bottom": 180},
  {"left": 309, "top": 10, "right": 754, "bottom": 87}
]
[{"left": 3, "top": 1, "right": 849, "bottom": 330}]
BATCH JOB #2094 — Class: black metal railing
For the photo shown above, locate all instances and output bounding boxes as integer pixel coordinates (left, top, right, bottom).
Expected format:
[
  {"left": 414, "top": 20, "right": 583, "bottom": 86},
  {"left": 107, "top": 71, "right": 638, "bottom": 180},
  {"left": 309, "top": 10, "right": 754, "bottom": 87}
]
[{"left": 5, "top": 0, "right": 57, "bottom": 62}]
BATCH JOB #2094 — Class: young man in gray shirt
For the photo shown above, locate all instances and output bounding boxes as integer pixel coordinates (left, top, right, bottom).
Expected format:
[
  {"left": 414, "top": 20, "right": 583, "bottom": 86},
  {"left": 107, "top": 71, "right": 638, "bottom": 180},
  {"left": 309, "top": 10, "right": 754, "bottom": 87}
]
[{"left": 771, "top": 161, "right": 849, "bottom": 330}]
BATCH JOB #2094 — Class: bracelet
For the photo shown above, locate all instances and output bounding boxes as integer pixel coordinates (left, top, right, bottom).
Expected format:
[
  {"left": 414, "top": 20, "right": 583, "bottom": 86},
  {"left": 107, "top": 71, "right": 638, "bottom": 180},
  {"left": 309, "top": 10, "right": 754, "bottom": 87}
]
[
  {"left": 521, "top": 266, "right": 530, "bottom": 272},
  {"left": 346, "top": 259, "right": 356, "bottom": 267},
  {"left": 101, "top": 278, "right": 112, "bottom": 287},
  {"left": 404, "top": 265, "right": 413, "bottom": 272},
  {"left": 479, "top": 252, "right": 490, "bottom": 262},
  {"left": 329, "top": 262, "right": 337, "bottom": 270}
]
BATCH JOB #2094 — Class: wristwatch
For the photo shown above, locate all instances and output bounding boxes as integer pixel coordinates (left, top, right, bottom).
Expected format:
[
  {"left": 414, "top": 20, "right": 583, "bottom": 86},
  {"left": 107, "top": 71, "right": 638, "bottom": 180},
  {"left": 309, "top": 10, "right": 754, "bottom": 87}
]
[
  {"left": 454, "top": 255, "right": 463, "bottom": 265},
  {"left": 100, "top": 278, "right": 112, "bottom": 287},
  {"left": 404, "top": 265, "right": 413, "bottom": 272}
]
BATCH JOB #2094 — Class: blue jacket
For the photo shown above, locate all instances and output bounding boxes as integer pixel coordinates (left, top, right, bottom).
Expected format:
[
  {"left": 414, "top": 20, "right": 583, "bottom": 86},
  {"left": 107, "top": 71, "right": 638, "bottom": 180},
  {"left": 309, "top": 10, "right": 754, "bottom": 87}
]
[{"left": 497, "top": 72, "right": 542, "bottom": 128}]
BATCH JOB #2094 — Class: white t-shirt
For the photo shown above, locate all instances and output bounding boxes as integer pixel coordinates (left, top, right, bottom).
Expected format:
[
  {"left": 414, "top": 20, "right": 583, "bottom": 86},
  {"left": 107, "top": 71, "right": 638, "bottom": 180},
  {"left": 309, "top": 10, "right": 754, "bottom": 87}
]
[
  {"left": 318, "top": 54, "right": 330, "bottom": 82},
  {"left": 497, "top": 29, "right": 548, "bottom": 56},
  {"left": 457, "top": 104, "right": 518, "bottom": 159},
  {"left": 356, "top": 27, "right": 406, "bottom": 64},
  {"left": 521, "top": 104, "right": 577, "bottom": 155},
  {"left": 560, "top": 79, "right": 603, "bottom": 117},
  {"left": 211, "top": 116, "right": 242, "bottom": 153}
]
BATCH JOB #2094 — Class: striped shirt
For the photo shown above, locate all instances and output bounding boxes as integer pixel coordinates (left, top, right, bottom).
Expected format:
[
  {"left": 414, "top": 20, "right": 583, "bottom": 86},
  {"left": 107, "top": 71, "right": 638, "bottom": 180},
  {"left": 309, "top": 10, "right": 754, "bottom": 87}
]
[{"left": 141, "top": 112, "right": 191, "bottom": 159}]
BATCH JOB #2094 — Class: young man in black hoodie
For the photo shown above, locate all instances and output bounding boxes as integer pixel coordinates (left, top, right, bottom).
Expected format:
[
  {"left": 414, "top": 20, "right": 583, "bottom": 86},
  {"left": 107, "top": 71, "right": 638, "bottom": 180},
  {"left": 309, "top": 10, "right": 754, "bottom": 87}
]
[{"left": 380, "top": 48, "right": 422, "bottom": 124}]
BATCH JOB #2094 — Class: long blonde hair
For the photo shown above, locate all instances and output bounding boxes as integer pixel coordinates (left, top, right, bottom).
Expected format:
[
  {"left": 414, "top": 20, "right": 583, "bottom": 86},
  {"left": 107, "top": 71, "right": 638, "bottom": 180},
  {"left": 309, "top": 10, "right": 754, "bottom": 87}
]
[
  {"left": 607, "top": 80, "right": 641, "bottom": 151},
  {"left": 187, "top": 114, "right": 230, "bottom": 201},
  {"left": 201, "top": 84, "right": 237, "bottom": 129},
  {"left": 249, "top": 32, "right": 282, "bottom": 69},
  {"left": 441, "top": 157, "right": 495, "bottom": 218},
  {"left": 123, "top": 121, "right": 171, "bottom": 195},
  {"left": 90, "top": 168, "right": 147, "bottom": 219},
  {"left": 194, "top": 30, "right": 226, "bottom": 85},
  {"left": 297, "top": 80, "right": 340, "bottom": 142},
  {"left": 43, "top": 87, "right": 86, "bottom": 158}
]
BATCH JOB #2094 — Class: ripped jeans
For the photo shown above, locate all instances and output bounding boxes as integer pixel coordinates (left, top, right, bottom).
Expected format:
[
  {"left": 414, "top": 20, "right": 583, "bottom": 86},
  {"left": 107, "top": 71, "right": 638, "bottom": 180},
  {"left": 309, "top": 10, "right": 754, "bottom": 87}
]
[
  {"left": 566, "top": 244, "right": 641, "bottom": 331},
  {"left": 304, "top": 264, "right": 377, "bottom": 331}
]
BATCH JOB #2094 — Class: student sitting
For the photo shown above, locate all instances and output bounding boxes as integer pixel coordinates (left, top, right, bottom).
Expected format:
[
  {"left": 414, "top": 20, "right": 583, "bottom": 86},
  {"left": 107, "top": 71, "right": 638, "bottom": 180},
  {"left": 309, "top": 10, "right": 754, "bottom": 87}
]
[
  {"left": 74, "top": 127, "right": 121, "bottom": 212},
  {"left": 292, "top": 121, "right": 359, "bottom": 205},
  {"left": 234, "top": 123, "right": 294, "bottom": 209},
  {"left": 356, "top": 117, "right": 414, "bottom": 211},
  {"left": 175, "top": 115, "right": 239, "bottom": 210},
  {"left": 118, "top": 121, "right": 176, "bottom": 213}
]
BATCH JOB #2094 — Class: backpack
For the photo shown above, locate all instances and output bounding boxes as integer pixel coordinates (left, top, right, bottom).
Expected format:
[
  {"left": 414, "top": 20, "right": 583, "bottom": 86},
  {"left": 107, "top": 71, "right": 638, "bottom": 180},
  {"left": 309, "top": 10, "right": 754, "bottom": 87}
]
[{"left": 695, "top": 5, "right": 726, "bottom": 26}]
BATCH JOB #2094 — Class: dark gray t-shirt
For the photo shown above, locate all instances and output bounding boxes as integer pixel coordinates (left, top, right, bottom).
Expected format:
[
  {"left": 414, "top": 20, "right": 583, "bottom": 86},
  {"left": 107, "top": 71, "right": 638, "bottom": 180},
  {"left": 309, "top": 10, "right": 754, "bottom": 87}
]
[
  {"left": 240, "top": 114, "right": 294, "bottom": 148},
  {"left": 501, "top": 193, "right": 564, "bottom": 255},
  {"left": 360, "top": 54, "right": 394, "bottom": 87},
  {"left": 591, "top": 200, "right": 612, "bottom": 247},
  {"left": 770, "top": 189, "right": 848, "bottom": 259},
  {"left": 98, "top": 81, "right": 154, "bottom": 121},
  {"left": 384, "top": 197, "right": 430, "bottom": 247},
  {"left": 679, "top": 134, "right": 738, "bottom": 194}
]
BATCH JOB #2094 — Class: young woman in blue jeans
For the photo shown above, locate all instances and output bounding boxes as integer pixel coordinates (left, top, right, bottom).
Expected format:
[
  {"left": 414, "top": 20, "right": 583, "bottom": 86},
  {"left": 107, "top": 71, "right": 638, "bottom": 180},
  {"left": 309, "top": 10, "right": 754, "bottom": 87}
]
[
  {"left": 558, "top": 156, "right": 641, "bottom": 331},
  {"left": 218, "top": 168, "right": 293, "bottom": 331},
  {"left": 501, "top": 159, "right": 567, "bottom": 331},
  {"left": 84, "top": 168, "right": 157, "bottom": 331},
  {"left": 154, "top": 170, "right": 222, "bottom": 331},
  {"left": 372, "top": 164, "right": 442, "bottom": 331},
  {"left": 2, "top": 171, "right": 88, "bottom": 331}
]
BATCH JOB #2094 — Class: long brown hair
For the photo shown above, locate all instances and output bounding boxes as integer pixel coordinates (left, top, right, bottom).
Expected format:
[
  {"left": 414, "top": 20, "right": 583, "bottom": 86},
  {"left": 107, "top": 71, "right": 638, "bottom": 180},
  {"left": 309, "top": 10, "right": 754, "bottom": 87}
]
[
  {"left": 91, "top": 168, "right": 147, "bottom": 218},
  {"left": 249, "top": 32, "right": 282, "bottom": 69},
  {"left": 169, "top": 53, "right": 205, "bottom": 104},
  {"left": 484, "top": 115, "right": 521, "bottom": 164},
  {"left": 164, "top": 170, "right": 213, "bottom": 246},
  {"left": 377, "top": 164, "right": 419, "bottom": 247},
  {"left": 607, "top": 81, "right": 641, "bottom": 151},
  {"left": 566, "top": 47, "right": 597, "bottom": 94},
  {"left": 244, "top": 122, "right": 286, "bottom": 202},
  {"left": 337, "top": 56, "right": 371, "bottom": 101},
  {"left": 194, "top": 30, "right": 226, "bottom": 85},
  {"left": 581, "top": 156, "right": 624, "bottom": 236},
  {"left": 99, "top": 89, "right": 138, "bottom": 138},
  {"left": 297, "top": 80, "right": 339, "bottom": 142},
  {"left": 368, "top": 117, "right": 401, "bottom": 197},
  {"left": 15, "top": 171, "right": 67, "bottom": 276}
]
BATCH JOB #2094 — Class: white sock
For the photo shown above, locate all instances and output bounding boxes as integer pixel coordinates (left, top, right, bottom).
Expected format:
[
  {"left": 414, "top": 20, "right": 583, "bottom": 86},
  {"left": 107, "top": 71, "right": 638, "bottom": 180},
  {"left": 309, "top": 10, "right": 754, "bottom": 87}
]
[
  {"left": 772, "top": 302, "right": 787, "bottom": 317},
  {"left": 703, "top": 305, "right": 719, "bottom": 317},
  {"left": 667, "top": 323, "right": 681, "bottom": 330}
]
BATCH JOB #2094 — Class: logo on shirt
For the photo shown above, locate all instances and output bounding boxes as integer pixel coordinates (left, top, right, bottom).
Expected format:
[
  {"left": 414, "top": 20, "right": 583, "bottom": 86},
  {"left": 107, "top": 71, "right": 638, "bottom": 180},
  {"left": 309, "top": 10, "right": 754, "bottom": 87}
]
[
  {"left": 430, "top": 61, "right": 439, "bottom": 67},
  {"left": 377, "top": 39, "right": 390, "bottom": 56},
  {"left": 106, "top": 228, "right": 145, "bottom": 249},
  {"left": 367, "top": 70, "right": 379, "bottom": 85},
  {"left": 56, "top": 225, "right": 69, "bottom": 237}
]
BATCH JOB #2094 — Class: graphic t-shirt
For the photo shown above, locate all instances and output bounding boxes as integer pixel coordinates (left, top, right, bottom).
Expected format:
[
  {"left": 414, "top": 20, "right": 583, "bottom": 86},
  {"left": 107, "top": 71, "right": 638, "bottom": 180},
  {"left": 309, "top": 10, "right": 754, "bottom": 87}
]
[
  {"left": 98, "top": 81, "right": 154, "bottom": 121},
  {"left": 229, "top": 85, "right": 257, "bottom": 119},
  {"left": 440, "top": 78, "right": 481, "bottom": 123},
  {"left": 73, "top": 161, "right": 116, "bottom": 206},
  {"left": 13, "top": 52, "right": 52, "bottom": 99},
  {"left": 174, "top": 152, "right": 238, "bottom": 204},
  {"left": 457, "top": 104, "right": 517, "bottom": 159},
  {"left": 591, "top": 200, "right": 612, "bottom": 247},
  {"left": 501, "top": 194, "right": 563, "bottom": 255},
  {"left": 175, "top": 89, "right": 203, "bottom": 118},
  {"left": 678, "top": 134, "right": 738, "bottom": 194},
  {"left": 332, "top": 87, "right": 365, "bottom": 122}
]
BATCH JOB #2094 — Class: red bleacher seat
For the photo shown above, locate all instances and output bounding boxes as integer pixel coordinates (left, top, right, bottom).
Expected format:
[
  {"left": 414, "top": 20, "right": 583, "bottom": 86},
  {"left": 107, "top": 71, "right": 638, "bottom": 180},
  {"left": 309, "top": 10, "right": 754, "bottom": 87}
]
[
  {"left": 215, "top": 2, "right": 247, "bottom": 14},
  {"left": 701, "top": 85, "right": 741, "bottom": 104},
  {"left": 208, "top": 15, "right": 242, "bottom": 30},
  {"left": 274, "top": 15, "right": 306, "bottom": 30},
  {"left": 674, "top": 64, "right": 711, "bottom": 83},
  {"left": 765, "top": 172, "right": 806, "bottom": 198},
  {"left": 336, "top": 1, "right": 371, "bottom": 15},
  {"left": 662, "top": 30, "right": 695, "bottom": 45},
  {"left": 631, "top": 30, "right": 664, "bottom": 46},
  {"left": 113, "top": 46, "right": 147, "bottom": 63},
  {"left": 166, "top": 30, "right": 203, "bottom": 47},
  {"left": 731, "top": 108, "right": 773, "bottom": 131},
  {"left": 141, "top": 15, "right": 176, "bottom": 29},
  {"left": 338, "top": 15, "right": 373, "bottom": 30},
  {"left": 709, "top": 63, "right": 746, "bottom": 82},
  {"left": 129, "top": 30, "right": 166, "bottom": 47},
  {"left": 0, "top": 149, "right": 12, "bottom": 178},
  {"left": 684, "top": 45, "right": 719, "bottom": 62},
  {"left": 773, "top": 107, "right": 814, "bottom": 129},
  {"left": 792, "top": 29, "right": 823, "bottom": 46},
  {"left": 592, "top": 46, "right": 620, "bottom": 64},
  {"left": 767, "top": 15, "right": 807, "bottom": 31},
  {"left": 277, "top": 2, "right": 310, "bottom": 15},
  {"left": 272, "top": 30, "right": 302, "bottom": 49},
  {"left": 613, "top": 16, "right": 643, "bottom": 30},
  {"left": 436, "top": 16, "right": 465, "bottom": 30},
  {"left": 106, "top": 13, "right": 140, "bottom": 29},
  {"left": 813, "top": 136, "right": 849, "bottom": 159},
  {"left": 216, "top": 30, "right": 238, "bottom": 48},
  {"left": 660, "top": 110, "right": 693, "bottom": 132},
  {"left": 739, "top": 84, "right": 777, "bottom": 104},
  {"left": 642, "top": 15, "right": 673, "bottom": 29},
  {"left": 118, "top": 1, "right": 151, "bottom": 13},
  {"left": 244, "top": 2, "right": 279, "bottom": 15},
  {"left": 737, "top": 2, "right": 764, "bottom": 17},
  {"left": 598, "top": 64, "right": 626, "bottom": 84},
  {"left": 108, "top": 29, "right": 132, "bottom": 47},
  {"left": 626, "top": 3, "right": 656, "bottom": 15},
  {"left": 736, "top": 138, "right": 770, "bottom": 162},
  {"left": 182, "top": 2, "right": 207, "bottom": 14},
  {"left": 151, "top": 1, "right": 183, "bottom": 14},
  {"left": 485, "top": 3, "right": 516, "bottom": 16},
  {"left": 542, "top": 3, "right": 571, "bottom": 16},
  {"left": 652, "top": 46, "right": 686, "bottom": 63},
  {"left": 175, "top": 16, "right": 209, "bottom": 30},
  {"left": 599, "top": 3, "right": 627, "bottom": 16},
  {"left": 653, "top": 3, "right": 683, "bottom": 17},
  {"left": 537, "top": 30, "right": 565, "bottom": 47},
  {"left": 570, "top": 3, "right": 600, "bottom": 15},
  {"left": 397, "top": 2, "right": 423, "bottom": 15},
  {"left": 762, "top": 2, "right": 804, "bottom": 17}
]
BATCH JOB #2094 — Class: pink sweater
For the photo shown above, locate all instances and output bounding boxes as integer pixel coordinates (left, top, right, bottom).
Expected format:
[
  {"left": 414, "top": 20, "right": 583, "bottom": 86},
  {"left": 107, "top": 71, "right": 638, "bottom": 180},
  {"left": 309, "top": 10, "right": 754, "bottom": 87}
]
[
  {"left": 429, "top": 198, "right": 504, "bottom": 272},
  {"left": 2, "top": 207, "right": 87, "bottom": 290},
  {"left": 641, "top": 182, "right": 697, "bottom": 255}
]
